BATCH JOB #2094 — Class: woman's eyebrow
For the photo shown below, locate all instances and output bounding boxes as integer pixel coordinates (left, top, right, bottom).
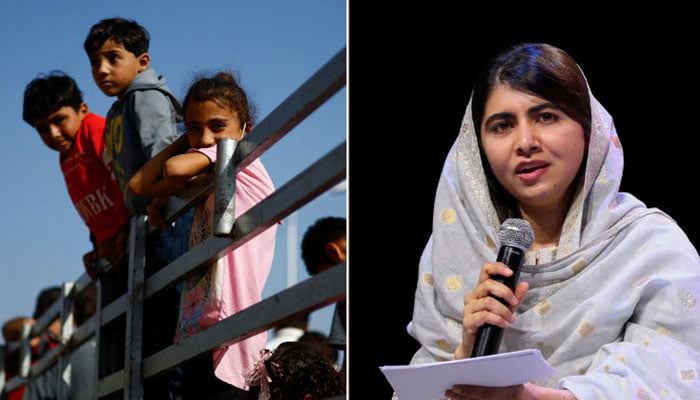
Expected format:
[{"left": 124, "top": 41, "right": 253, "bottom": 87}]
[
  {"left": 527, "top": 102, "right": 560, "bottom": 116},
  {"left": 483, "top": 112, "right": 515, "bottom": 127},
  {"left": 484, "top": 102, "right": 561, "bottom": 127}
]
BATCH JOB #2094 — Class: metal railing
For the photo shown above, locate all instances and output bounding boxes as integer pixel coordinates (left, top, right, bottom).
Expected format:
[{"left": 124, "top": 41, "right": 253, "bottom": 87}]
[{"left": 0, "top": 46, "right": 346, "bottom": 399}]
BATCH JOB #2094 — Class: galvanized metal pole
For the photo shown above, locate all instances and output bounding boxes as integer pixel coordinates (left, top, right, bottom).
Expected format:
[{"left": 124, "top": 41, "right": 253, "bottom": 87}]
[
  {"left": 0, "top": 345, "right": 6, "bottom": 393},
  {"left": 214, "top": 138, "right": 239, "bottom": 237},
  {"left": 286, "top": 211, "right": 298, "bottom": 288},
  {"left": 19, "top": 321, "right": 31, "bottom": 379},
  {"left": 57, "top": 282, "right": 75, "bottom": 400},
  {"left": 92, "top": 272, "right": 104, "bottom": 400},
  {"left": 124, "top": 216, "right": 148, "bottom": 400}
]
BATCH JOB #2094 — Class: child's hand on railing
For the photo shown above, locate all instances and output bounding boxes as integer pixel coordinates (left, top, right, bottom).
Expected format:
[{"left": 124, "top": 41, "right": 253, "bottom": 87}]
[
  {"left": 147, "top": 197, "right": 168, "bottom": 229},
  {"left": 82, "top": 251, "right": 100, "bottom": 279},
  {"left": 97, "top": 224, "right": 129, "bottom": 269}
]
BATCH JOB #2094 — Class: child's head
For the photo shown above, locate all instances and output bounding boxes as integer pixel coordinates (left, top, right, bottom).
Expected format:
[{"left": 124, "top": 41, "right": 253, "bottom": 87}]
[
  {"left": 2, "top": 316, "right": 35, "bottom": 375},
  {"left": 84, "top": 18, "right": 150, "bottom": 98},
  {"left": 301, "top": 216, "right": 347, "bottom": 275},
  {"left": 182, "top": 71, "right": 255, "bottom": 149},
  {"left": 248, "top": 342, "right": 344, "bottom": 400},
  {"left": 33, "top": 286, "right": 62, "bottom": 339},
  {"left": 33, "top": 286, "right": 62, "bottom": 320},
  {"left": 298, "top": 331, "right": 338, "bottom": 365},
  {"left": 2, "top": 316, "right": 34, "bottom": 342},
  {"left": 74, "top": 285, "right": 97, "bottom": 326},
  {"left": 84, "top": 17, "right": 149, "bottom": 60},
  {"left": 23, "top": 71, "right": 88, "bottom": 155}
]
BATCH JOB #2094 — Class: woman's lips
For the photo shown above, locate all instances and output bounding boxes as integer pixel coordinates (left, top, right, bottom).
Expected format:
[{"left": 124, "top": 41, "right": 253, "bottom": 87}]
[{"left": 516, "top": 161, "right": 550, "bottom": 184}]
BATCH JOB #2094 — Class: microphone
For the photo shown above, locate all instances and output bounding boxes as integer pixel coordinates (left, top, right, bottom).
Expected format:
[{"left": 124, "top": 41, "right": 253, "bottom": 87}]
[{"left": 470, "top": 218, "right": 534, "bottom": 358}]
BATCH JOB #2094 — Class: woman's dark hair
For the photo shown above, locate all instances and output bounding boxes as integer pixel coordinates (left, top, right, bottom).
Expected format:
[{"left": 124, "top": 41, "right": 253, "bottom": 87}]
[
  {"left": 183, "top": 71, "right": 255, "bottom": 129},
  {"left": 263, "top": 342, "right": 344, "bottom": 400},
  {"left": 83, "top": 17, "right": 150, "bottom": 57},
  {"left": 22, "top": 71, "right": 83, "bottom": 124},
  {"left": 471, "top": 43, "right": 591, "bottom": 221}
]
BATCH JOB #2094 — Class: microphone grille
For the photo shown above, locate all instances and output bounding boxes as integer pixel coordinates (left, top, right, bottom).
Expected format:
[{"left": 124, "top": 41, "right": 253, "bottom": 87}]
[{"left": 498, "top": 218, "right": 535, "bottom": 251}]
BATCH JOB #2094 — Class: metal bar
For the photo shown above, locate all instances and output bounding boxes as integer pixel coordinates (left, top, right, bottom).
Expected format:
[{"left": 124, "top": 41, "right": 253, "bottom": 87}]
[
  {"left": 230, "top": 141, "right": 345, "bottom": 237},
  {"left": 159, "top": 47, "right": 346, "bottom": 225},
  {"left": 3, "top": 375, "right": 28, "bottom": 393},
  {"left": 19, "top": 321, "right": 31, "bottom": 378},
  {"left": 286, "top": 211, "right": 298, "bottom": 287},
  {"left": 73, "top": 272, "right": 95, "bottom": 289},
  {"left": 145, "top": 142, "right": 346, "bottom": 299},
  {"left": 29, "top": 344, "right": 62, "bottom": 377},
  {"left": 97, "top": 370, "right": 124, "bottom": 397},
  {"left": 93, "top": 271, "right": 104, "bottom": 400},
  {"left": 95, "top": 265, "right": 345, "bottom": 395},
  {"left": 124, "top": 216, "right": 147, "bottom": 400},
  {"left": 71, "top": 314, "right": 97, "bottom": 348},
  {"left": 6, "top": 320, "right": 98, "bottom": 397},
  {"left": 101, "top": 293, "right": 127, "bottom": 326},
  {"left": 96, "top": 285, "right": 126, "bottom": 399},
  {"left": 0, "top": 345, "right": 5, "bottom": 393},
  {"left": 142, "top": 263, "right": 346, "bottom": 380},
  {"left": 213, "top": 138, "right": 239, "bottom": 236},
  {"left": 232, "top": 47, "right": 346, "bottom": 171},
  {"left": 158, "top": 174, "right": 212, "bottom": 227},
  {"left": 31, "top": 300, "right": 61, "bottom": 338},
  {"left": 58, "top": 282, "right": 74, "bottom": 400},
  {"left": 10, "top": 315, "right": 96, "bottom": 395},
  {"left": 64, "top": 278, "right": 98, "bottom": 345}
]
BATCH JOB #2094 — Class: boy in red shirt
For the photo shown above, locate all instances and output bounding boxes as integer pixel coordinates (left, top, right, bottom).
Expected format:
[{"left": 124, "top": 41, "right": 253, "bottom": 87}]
[{"left": 22, "top": 71, "right": 130, "bottom": 276}]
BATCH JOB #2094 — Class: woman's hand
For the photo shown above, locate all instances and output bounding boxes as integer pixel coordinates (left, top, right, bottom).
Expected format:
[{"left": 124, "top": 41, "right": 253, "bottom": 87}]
[
  {"left": 445, "top": 383, "right": 576, "bottom": 400},
  {"left": 454, "top": 262, "right": 529, "bottom": 359}
]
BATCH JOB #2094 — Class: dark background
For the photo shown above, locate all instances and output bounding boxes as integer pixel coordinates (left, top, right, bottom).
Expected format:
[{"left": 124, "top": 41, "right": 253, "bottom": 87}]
[{"left": 349, "top": 19, "right": 698, "bottom": 398}]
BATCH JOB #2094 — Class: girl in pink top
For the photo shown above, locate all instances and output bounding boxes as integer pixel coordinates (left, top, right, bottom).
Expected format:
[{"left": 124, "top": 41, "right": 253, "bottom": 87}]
[{"left": 129, "top": 72, "right": 277, "bottom": 399}]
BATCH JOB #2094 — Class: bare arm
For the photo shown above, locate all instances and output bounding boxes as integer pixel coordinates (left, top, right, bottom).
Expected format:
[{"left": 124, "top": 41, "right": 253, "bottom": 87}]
[
  {"left": 129, "top": 135, "right": 195, "bottom": 197},
  {"left": 162, "top": 151, "right": 212, "bottom": 187}
]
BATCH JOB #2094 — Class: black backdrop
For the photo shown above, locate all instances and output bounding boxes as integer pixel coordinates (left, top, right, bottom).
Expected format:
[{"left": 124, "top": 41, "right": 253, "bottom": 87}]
[{"left": 349, "top": 26, "right": 699, "bottom": 398}]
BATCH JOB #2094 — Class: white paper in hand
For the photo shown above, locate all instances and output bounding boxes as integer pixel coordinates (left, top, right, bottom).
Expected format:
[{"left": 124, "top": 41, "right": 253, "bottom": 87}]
[{"left": 379, "top": 349, "right": 555, "bottom": 400}]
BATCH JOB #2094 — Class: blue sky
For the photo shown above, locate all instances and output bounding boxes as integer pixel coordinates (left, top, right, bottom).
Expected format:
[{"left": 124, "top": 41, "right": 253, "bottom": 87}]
[{"left": 0, "top": 1, "right": 346, "bottom": 341}]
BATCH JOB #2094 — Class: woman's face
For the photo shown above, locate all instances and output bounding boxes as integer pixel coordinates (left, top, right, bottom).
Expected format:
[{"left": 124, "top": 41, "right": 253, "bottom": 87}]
[{"left": 479, "top": 84, "right": 586, "bottom": 213}]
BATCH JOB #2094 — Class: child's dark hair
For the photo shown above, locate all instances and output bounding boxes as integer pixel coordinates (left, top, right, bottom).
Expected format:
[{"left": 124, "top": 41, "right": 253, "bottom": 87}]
[
  {"left": 33, "top": 286, "right": 62, "bottom": 320},
  {"left": 264, "top": 342, "right": 344, "bottom": 400},
  {"left": 298, "top": 330, "right": 338, "bottom": 364},
  {"left": 83, "top": 17, "right": 150, "bottom": 57},
  {"left": 74, "top": 285, "right": 97, "bottom": 326},
  {"left": 301, "top": 216, "right": 346, "bottom": 275},
  {"left": 22, "top": 71, "right": 83, "bottom": 125},
  {"left": 183, "top": 71, "right": 255, "bottom": 129},
  {"left": 2, "top": 316, "right": 32, "bottom": 342}
]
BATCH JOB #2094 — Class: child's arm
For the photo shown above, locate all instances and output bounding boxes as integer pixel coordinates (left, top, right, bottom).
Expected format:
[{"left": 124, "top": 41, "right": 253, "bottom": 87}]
[
  {"left": 162, "top": 151, "right": 212, "bottom": 185},
  {"left": 128, "top": 134, "right": 195, "bottom": 197}
]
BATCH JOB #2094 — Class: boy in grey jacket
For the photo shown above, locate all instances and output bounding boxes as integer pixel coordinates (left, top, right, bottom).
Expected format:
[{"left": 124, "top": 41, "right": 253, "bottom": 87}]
[{"left": 84, "top": 17, "right": 190, "bottom": 399}]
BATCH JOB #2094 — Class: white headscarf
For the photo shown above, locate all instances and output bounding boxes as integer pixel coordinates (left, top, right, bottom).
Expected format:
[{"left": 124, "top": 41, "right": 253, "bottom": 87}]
[{"left": 407, "top": 55, "right": 700, "bottom": 398}]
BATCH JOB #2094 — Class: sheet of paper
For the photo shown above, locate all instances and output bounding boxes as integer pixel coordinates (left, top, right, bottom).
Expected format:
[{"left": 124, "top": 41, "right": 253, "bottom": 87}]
[{"left": 380, "top": 349, "right": 556, "bottom": 400}]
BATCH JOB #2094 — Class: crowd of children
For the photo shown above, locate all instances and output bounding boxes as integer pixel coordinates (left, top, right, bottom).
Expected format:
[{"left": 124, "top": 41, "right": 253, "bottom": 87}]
[{"left": 1, "top": 16, "right": 345, "bottom": 400}]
